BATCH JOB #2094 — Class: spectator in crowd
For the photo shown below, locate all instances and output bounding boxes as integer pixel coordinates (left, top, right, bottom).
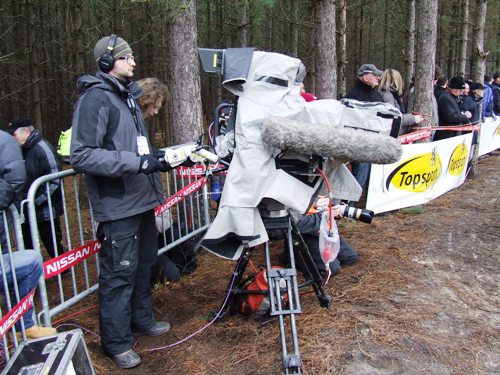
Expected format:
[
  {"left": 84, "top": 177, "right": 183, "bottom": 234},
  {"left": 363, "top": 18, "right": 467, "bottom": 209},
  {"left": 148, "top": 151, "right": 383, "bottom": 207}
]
[
  {"left": 0, "top": 178, "right": 57, "bottom": 339},
  {"left": 6, "top": 119, "right": 65, "bottom": 259},
  {"left": 460, "top": 83, "right": 480, "bottom": 123},
  {"left": 345, "top": 64, "right": 384, "bottom": 206},
  {"left": 434, "top": 74, "right": 448, "bottom": 101},
  {"left": 0, "top": 129, "right": 25, "bottom": 207},
  {"left": 136, "top": 77, "right": 198, "bottom": 284},
  {"left": 137, "top": 77, "right": 169, "bottom": 119},
  {"left": 491, "top": 72, "right": 500, "bottom": 115},
  {"left": 463, "top": 82, "right": 484, "bottom": 123},
  {"left": 378, "top": 69, "right": 425, "bottom": 134},
  {"left": 435, "top": 76, "right": 471, "bottom": 141},
  {"left": 71, "top": 34, "right": 171, "bottom": 369},
  {"left": 299, "top": 82, "right": 318, "bottom": 102},
  {"left": 0, "top": 129, "right": 26, "bottom": 252},
  {"left": 483, "top": 74, "right": 495, "bottom": 120}
]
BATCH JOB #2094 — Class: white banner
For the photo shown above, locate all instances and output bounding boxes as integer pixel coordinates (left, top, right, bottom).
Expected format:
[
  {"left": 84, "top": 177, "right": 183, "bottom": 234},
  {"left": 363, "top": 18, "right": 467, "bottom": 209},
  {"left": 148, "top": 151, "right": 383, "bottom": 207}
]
[
  {"left": 478, "top": 117, "right": 500, "bottom": 156},
  {"left": 366, "top": 133, "right": 472, "bottom": 214}
]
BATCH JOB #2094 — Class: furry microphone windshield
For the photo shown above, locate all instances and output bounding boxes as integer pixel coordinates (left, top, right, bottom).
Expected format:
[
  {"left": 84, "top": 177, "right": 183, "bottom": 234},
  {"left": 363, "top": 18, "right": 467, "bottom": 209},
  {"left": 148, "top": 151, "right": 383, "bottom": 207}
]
[{"left": 261, "top": 117, "right": 403, "bottom": 164}]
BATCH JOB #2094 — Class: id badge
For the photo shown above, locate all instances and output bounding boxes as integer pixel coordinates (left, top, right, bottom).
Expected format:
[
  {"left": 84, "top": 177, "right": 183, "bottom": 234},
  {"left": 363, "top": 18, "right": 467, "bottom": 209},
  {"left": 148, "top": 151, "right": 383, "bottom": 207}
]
[{"left": 137, "top": 136, "right": 150, "bottom": 155}]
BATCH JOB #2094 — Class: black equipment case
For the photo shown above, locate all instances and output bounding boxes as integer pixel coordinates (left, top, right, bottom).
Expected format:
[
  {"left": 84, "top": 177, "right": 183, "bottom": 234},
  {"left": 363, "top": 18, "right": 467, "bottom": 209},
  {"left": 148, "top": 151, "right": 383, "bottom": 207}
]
[{"left": 1, "top": 329, "right": 95, "bottom": 375}]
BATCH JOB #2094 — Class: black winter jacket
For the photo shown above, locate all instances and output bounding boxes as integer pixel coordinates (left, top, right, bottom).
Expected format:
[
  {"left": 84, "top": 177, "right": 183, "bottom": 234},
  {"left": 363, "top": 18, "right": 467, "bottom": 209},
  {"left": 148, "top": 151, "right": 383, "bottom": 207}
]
[
  {"left": 70, "top": 71, "right": 163, "bottom": 222},
  {"left": 492, "top": 82, "right": 500, "bottom": 115},
  {"left": 435, "top": 91, "right": 470, "bottom": 141},
  {"left": 22, "top": 130, "right": 63, "bottom": 221},
  {"left": 345, "top": 79, "right": 384, "bottom": 103}
]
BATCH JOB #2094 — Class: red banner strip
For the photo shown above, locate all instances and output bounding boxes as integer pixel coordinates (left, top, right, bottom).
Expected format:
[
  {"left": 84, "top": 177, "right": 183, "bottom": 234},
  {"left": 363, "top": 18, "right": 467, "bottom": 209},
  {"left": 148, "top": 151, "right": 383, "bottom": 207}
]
[
  {"left": 43, "top": 240, "right": 101, "bottom": 279},
  {"left": 154, "top": 177, "right": 208, "bottom": 216},
  {"left": 430, "top": 124, "right": 481, "bottom": 132},
  {"left": 399, "top": 129, "right": 432, "bottom": 144},
  {"left": 0, "top": 289, "right": 36, "bottom": 339}
]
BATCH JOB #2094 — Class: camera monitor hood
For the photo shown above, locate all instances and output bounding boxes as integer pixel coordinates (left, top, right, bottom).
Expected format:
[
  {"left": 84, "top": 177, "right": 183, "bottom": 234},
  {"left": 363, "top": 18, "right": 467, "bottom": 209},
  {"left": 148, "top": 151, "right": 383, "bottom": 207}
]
[{"left": 199, "top": 47, "right": 255, "bottom": 94}]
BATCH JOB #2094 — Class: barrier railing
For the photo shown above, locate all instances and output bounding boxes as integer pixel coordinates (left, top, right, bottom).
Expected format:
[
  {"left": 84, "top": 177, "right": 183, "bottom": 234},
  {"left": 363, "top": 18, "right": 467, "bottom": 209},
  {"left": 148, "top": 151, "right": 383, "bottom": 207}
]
[
  {"left": 23, "top": 166, "right": 211, "bottom": 327},
  {"left": 24, "top": 169, "right": 98, "bottom": 327},
  {"left": 0, "top": 205, "right": 34, "bottom": 361}
]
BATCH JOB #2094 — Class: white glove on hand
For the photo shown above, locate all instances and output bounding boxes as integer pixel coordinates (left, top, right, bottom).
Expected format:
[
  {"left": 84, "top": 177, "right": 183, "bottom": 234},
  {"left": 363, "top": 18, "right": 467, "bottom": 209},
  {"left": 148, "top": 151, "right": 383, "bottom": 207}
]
[
  {"left": 316, "top": 197, "right": 330, "bottom": 212},
  {"left": 331, "top": 205, "right": 345, "bottom": 219}
]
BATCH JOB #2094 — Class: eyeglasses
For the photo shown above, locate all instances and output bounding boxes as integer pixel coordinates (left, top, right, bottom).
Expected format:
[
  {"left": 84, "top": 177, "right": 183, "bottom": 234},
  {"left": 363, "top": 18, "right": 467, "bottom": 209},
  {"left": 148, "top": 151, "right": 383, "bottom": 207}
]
[{"left": 118, "top": 55, "right": 135, "bottom": 63}]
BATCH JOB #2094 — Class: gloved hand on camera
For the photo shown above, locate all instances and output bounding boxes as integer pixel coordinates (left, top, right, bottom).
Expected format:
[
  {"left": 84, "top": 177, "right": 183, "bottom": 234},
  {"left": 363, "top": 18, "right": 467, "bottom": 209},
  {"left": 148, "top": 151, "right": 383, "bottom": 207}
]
[
  {"left": 138, "top": 154, "right": 163, "bottom": 174},
  {"left": 152, "top": 149, "right": 174, "bottom": 172}
]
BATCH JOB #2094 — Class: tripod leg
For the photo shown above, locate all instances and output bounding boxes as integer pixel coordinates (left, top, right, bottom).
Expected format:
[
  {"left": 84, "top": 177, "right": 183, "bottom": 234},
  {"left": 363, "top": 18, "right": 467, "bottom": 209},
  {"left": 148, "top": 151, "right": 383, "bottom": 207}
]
[
  {"left": 291, "top": 220, "right": 332, "bottom": 309},
  {"left": 265, "top": 217, "right": 302, "bottom": 374},
  {"left": 213, "top": 243, "right": 251, "bottom": 321}
]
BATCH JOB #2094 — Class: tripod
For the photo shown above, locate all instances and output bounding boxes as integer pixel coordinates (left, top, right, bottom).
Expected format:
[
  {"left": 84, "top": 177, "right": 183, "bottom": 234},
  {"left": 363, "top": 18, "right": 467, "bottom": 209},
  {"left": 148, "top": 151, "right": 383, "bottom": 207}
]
[{"left": 215, "top": 204, "right": 332, "bottom": 375}]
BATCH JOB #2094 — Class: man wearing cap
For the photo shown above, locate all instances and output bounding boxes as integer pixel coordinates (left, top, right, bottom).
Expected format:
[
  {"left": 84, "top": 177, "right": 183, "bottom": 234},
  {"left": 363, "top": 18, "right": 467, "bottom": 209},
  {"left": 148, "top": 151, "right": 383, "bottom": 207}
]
[
  {"left": 435, "top": 76, "right": 471, "bottom": 141},
  {"left": 7, "top": 119, "right": 65, "bottom": 259},
  {"left": 463, "top": 82, "right": 485, "bottom": 123},
  {"left": 345, "top": 63, "right": 384, "bottom": 206},
  {"left": 70, "top": 35, "right": 171, "bottom": 369}
]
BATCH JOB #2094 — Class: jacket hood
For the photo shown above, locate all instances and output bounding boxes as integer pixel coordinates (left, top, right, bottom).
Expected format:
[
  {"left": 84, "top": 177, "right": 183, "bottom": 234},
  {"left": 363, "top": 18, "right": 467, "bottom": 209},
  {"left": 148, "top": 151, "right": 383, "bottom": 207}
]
[
  {"left": 23, "top": 130, "right": 41, "bottom": 150},
  {"left": 76, "top": 71, "right": 137, "bottom": 98}
]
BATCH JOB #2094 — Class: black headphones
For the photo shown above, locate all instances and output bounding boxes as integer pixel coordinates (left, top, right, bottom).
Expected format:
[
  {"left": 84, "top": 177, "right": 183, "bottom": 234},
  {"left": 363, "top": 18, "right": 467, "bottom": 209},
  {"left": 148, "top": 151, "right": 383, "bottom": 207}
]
[{"left": 99, "top": 34, "right": 117, "bottom": 72}]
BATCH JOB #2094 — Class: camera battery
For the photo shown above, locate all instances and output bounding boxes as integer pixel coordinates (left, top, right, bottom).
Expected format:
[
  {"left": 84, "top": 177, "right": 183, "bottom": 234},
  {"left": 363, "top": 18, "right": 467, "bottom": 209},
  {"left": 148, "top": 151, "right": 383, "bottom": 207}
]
[{"left": 1, "top": 329, "right": 95, "bottom": 375}]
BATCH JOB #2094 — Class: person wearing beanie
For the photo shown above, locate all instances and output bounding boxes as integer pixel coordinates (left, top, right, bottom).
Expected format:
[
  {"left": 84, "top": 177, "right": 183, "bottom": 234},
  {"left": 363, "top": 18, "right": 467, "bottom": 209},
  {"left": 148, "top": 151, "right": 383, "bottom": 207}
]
[
  {"left": 70, "top": 35, "right": 173, "bottom": 369},
  {"left": 435, "top": 75, "right": 471, "bottom": 141}
]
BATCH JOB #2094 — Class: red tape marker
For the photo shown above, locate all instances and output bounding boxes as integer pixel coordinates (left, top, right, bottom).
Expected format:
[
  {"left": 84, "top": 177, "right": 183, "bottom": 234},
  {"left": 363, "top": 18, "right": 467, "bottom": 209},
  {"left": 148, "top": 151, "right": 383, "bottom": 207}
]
[{"left": 155, "top": 177, "right": 208, "bottom": 216}]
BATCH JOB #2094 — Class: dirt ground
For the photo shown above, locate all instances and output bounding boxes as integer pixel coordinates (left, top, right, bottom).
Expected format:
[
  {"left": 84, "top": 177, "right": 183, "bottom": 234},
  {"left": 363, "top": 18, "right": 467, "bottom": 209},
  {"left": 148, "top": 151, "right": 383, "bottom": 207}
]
[{"left": 57, "top": 152, "right": 499, "bottom": 375}]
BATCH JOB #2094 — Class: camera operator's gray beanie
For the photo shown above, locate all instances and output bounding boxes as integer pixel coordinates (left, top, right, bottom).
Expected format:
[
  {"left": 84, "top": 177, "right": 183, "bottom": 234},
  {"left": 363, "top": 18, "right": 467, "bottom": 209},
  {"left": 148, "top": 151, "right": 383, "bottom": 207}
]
[{"left": 93, "top": 35, "right": 133, "bottom": 64}]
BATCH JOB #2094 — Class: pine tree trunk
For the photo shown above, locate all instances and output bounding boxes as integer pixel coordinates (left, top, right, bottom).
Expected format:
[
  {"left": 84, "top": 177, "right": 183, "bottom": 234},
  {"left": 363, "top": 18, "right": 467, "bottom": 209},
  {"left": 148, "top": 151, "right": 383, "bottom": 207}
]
[
  {"left": 338, "top": 0, "right": 347, "bottom": 98},
  {"left": 314, "top": 0, "right": 337, "bottom": 99},
  {"left": 289, "top": 0, "right": 299, "bottom": 57},
  {"left": 167, "top": 0, "right": 203, "bottom": 144},
  {"left": 403, "top": 0, "right": 415, "bottom": 108},
  {"left": 25, "top": 0, "right": 43, "bottom": 133},
  {"left": 237, "top": 0, "right": 248, "bottom": 47},
  {"left": 469, "top": 0, "right": 488, "bottom": 82},
  {"left": 457, "top": 0, "right": 469, "bottom": 76},
  {"left": 413, "top": 0, "right": 438, "bottom": 141}
]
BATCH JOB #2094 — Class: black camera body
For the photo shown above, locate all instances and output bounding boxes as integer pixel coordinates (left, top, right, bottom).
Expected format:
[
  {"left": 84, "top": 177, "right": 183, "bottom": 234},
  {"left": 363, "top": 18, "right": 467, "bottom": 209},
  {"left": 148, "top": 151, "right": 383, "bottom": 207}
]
[{"left": 341, "top": 205, "right": 374, "bottom": 224}]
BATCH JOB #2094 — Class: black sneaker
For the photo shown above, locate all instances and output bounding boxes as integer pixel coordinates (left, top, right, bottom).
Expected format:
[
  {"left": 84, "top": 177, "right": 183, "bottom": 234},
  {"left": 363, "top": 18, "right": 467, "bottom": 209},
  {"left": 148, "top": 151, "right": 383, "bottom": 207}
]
[
  {"left": 134, "top": 321, "right": 171, "bottom": 337},
  {"left": 110, "top": 349, "right": 141, "bottom": 369}
]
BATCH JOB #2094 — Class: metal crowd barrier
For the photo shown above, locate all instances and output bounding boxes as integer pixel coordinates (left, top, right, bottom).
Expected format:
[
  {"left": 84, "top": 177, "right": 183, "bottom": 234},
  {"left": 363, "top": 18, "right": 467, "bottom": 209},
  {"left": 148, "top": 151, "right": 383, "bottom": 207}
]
[
  {"left": 0, "top": 205, "right": 33, "bottom": 362},
  {"left": 23, "top": 166, "right": 211, "bottom": 328}
]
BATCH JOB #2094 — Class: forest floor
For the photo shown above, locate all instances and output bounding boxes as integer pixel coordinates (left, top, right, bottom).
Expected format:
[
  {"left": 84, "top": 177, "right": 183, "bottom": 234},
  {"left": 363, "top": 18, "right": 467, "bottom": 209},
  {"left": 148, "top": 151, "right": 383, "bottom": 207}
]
[{"left": 60, "top": 152, "right": 499, "bottom": 375}]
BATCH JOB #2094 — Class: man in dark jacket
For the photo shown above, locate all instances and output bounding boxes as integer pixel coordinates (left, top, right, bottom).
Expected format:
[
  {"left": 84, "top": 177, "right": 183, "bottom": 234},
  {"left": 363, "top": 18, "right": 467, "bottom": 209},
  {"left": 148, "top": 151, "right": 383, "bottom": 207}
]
[
  {"left": 70, "top": 34, "right": 172, "bottom": 369},
  {"left": 492, "top": 72, "right": 500, "bottom": 115},
  {"left": 0, "top": 129, "right": 25, "bottom": 207},
  {"left": 435, "top": 76, "right": 471, "bottom": 141},
  {"left": 7, "top": 119, "right": 65, "bottom": 259},
  {"left": 345, "top": 64, "right": 383, "bottom": 206},
  {"left": 0, "top": 129, "right": 26, "bottom": 251}
]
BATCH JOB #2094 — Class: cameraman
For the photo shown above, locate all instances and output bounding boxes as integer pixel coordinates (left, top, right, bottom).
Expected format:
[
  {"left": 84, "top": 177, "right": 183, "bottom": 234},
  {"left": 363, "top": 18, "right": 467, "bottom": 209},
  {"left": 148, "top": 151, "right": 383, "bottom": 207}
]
[{"left": 71, "top": 35, "right": 172, "bottom": 369}]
